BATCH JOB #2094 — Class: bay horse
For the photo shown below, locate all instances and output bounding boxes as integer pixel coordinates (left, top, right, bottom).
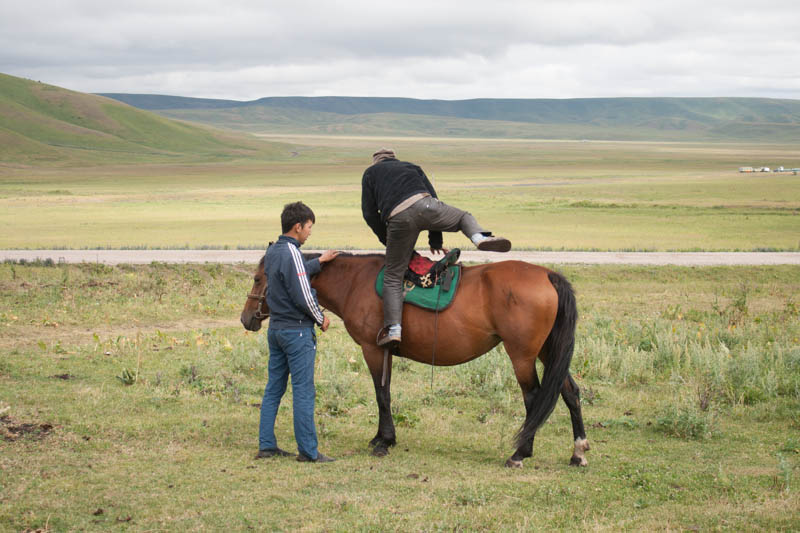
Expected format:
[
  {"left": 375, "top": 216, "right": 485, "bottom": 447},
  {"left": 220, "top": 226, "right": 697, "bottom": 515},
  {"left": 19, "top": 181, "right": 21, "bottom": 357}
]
[{"left": 241, "top": 252, "right": 589, "bottom": 468}]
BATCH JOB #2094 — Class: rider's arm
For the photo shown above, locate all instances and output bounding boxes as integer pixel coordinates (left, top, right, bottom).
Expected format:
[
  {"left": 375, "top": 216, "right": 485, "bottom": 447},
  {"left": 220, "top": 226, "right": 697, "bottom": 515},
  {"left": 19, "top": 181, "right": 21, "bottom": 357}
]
[
  {"left": 428, "top": 231, "right": 443, "bottom": 251},
  {"left": 361, "top": 172, "right": 388, "bottom": 245}
]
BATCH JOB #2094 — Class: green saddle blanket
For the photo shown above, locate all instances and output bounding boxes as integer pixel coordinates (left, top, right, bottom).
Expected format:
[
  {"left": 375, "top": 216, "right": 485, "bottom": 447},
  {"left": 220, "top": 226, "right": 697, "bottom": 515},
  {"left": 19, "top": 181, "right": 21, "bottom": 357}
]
[{"left": 375, "top": 264, "right": 461, "bottom": 311}]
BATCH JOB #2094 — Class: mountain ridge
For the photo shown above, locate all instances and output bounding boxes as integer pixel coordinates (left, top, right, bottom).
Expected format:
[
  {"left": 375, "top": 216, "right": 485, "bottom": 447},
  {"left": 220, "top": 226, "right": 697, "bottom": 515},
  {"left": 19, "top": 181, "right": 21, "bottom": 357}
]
[{"left": 99, "top": 93, "right": 800, "bottom": 142}]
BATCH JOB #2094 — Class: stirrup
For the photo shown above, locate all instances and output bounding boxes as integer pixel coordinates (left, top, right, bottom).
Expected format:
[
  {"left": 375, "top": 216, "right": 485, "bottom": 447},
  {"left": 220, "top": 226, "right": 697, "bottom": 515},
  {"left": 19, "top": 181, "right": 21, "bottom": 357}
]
[{"left": 377, "top": 326, "right": 401, "bottom": 346}]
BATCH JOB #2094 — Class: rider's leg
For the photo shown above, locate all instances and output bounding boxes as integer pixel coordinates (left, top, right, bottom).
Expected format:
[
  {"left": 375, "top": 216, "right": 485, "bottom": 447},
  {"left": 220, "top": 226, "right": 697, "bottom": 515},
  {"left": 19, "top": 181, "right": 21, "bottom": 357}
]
[
  {"left": 414, "top": 197, "right": 510, "bottom": 251},
  {"left": 382, "top": 209, "right": 420, "bottom": 342}
]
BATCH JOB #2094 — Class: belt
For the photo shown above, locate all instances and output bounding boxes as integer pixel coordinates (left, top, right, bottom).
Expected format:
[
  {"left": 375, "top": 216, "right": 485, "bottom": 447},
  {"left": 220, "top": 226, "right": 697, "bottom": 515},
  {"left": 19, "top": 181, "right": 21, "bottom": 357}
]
[{"left": 388, "top": 193, "right": 431, "bottom": 219}]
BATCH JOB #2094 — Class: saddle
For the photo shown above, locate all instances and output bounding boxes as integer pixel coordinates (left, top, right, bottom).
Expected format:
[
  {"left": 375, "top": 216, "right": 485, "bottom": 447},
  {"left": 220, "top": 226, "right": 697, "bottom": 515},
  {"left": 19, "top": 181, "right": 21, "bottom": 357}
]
[
  {"left": 404, "top": 248, "right": 461, "bottom": 289},
  {"left": 375, "top": 248, "right": 462, "bottom": 311}
]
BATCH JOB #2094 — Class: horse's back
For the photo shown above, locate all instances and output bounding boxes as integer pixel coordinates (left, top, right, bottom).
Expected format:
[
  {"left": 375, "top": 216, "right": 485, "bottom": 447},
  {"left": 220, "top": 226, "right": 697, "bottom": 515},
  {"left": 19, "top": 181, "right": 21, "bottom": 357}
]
[
  {"left": 461, "top": 260, "right": 559, "bottom": 338},
  {"left": 462, "top": 260, "right": 557, "bottom": 296}
]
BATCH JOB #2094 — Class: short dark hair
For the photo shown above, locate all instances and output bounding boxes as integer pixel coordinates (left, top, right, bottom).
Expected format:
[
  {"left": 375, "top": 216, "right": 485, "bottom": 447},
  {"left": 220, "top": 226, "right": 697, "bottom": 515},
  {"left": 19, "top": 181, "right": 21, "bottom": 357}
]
[{"left": 281, "top": 201, "right": 315, "bottom": 233}]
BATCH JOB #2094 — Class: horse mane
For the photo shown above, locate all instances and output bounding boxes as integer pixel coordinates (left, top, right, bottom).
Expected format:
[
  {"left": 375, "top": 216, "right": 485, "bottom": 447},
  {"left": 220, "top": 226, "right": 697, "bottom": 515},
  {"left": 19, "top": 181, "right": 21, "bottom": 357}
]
[
  {"left": 263, "top": 251, "right": 385, "bottom": 266},
  {"left": 303, "top": 252, "right": 386, "bottom": 260}
]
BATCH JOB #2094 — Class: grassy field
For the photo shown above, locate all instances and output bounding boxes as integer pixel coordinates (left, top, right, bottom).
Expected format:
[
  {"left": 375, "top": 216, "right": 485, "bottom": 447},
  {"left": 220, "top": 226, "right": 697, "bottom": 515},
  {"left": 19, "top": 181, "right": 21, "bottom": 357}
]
[
  {"left": 2, "top": 137, "right": 799, "bottom": 251},
  {"left": 1, "top": 261, "right": 798, "bottom": 531}
]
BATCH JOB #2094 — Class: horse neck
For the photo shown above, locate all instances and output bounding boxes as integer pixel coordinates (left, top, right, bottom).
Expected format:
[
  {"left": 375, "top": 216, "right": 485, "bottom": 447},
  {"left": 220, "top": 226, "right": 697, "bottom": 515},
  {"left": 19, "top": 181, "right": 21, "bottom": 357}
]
[{"left": 312, "top": 254, "right": 383, "bottom": 318}]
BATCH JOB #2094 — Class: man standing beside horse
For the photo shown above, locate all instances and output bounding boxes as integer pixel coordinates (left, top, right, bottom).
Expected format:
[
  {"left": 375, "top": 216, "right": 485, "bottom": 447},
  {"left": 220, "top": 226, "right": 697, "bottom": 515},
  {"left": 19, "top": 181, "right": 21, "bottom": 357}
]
[
  {"left": 361, "top": 148, "right": 511, "bottom": 346},
  {"left": 256, "top": 201, "right": 339, "bottom": 463}
]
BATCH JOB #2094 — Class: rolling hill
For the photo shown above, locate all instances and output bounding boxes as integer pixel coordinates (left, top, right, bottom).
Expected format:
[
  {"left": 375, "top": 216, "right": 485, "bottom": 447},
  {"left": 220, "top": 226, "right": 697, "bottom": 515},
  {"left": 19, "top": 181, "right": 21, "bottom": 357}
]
[
  {"left": 0, "top": 73, "right": 282, "bottom": 166},
  {"left": 100, "top": 94, "right": 800, "bottom": 142}
]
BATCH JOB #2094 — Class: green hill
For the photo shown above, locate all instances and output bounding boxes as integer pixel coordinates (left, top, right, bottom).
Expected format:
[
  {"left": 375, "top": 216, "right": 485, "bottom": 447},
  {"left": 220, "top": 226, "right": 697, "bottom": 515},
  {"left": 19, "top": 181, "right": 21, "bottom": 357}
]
[
  {"left": 0, "top": 73, "right": 281, "bottom": 165},
  {"left": 101, "top": 93, "right": 800, "bottom": 142}
]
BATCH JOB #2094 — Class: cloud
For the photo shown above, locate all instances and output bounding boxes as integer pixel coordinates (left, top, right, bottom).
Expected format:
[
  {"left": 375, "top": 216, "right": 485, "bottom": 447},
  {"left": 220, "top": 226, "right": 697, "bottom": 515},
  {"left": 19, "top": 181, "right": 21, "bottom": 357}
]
[{"left": 1, "top": 0, "right": 798, "bottom": 99}]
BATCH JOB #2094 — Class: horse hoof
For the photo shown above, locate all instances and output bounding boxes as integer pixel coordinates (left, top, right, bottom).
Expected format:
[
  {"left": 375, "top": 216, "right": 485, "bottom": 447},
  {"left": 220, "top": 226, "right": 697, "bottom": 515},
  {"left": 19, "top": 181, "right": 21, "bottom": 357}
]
[
  {"left": 571, "top": 438, "right": 589, "bottom": 466},
  {"left": 371, "top": 446, "right": 389, "bottom": 457},
  {"left": 570, "top": 455, "right": 588, "bottom": 467},
  {"left": 505, "top": 458, "right": 523, "bottom": 468}
]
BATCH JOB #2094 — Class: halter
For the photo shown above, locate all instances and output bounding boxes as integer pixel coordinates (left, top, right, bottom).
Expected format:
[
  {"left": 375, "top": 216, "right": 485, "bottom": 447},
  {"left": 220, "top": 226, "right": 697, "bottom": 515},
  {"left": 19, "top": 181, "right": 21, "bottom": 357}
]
[{"left": 247, "top": 281, "right": 269, "bottom": 321}]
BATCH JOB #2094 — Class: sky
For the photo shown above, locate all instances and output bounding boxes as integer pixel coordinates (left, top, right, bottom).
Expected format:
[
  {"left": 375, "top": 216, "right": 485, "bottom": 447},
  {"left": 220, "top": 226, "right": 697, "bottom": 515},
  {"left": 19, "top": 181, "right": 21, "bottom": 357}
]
[{"left": 1, "top": 0, "right": 799, "bottom": 101}]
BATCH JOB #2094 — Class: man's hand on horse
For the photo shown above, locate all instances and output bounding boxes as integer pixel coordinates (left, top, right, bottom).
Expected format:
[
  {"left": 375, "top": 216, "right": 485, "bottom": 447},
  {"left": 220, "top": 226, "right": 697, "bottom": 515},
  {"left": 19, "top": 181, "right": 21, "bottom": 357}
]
[
  {"left": 319, "top": 250, "right": 339, "bottom": 263},
  {"left": 321, "top": 315, "right": 331, "bottom": 332},
  {"left": 430, "top": 247, "right": 449, "bottom": 256}
]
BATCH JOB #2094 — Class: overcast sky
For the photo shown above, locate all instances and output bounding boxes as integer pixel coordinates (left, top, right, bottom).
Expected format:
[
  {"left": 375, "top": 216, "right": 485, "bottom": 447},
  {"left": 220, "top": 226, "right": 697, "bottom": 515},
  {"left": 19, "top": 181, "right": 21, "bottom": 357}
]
[{"left": 2, "top": 0, "right": 799, "bottom": 101}]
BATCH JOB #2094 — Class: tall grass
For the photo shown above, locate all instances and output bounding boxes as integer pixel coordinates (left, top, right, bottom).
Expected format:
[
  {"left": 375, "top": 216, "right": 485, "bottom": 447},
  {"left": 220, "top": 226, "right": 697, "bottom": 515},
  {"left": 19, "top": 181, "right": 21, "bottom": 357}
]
[{"left": 574, "top": 292, "right": 800, "bottom": 409}]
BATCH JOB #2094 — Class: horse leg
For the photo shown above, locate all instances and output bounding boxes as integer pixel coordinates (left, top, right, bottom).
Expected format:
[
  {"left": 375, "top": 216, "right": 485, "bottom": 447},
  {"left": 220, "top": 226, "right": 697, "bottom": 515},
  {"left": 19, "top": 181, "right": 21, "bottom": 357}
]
[
  {"left": 561, "top": 372, "right": 590, "bottom": 466},
  {"left": 363, "top": 346, "right": 397, "bottom": 456},
  {"left": 506, "top": 362, "right": 540, "bottom": 468}
]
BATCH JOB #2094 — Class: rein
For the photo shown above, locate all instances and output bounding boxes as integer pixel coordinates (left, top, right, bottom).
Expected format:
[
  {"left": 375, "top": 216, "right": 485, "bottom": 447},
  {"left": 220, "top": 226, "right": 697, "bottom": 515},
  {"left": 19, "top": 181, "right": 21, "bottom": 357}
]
[{"left": 247, "top": 283, "right": 269, "bottom": 320}]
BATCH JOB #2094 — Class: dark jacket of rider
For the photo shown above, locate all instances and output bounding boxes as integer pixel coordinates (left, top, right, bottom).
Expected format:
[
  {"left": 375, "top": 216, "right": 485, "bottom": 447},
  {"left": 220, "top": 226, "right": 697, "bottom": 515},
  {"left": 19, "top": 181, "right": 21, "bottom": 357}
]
[
  {"left": 265, "top": 235, "right": 325, "bottom": 330},
  {"left": 361, "top": 159, "right": 442, "bottom": 248}
]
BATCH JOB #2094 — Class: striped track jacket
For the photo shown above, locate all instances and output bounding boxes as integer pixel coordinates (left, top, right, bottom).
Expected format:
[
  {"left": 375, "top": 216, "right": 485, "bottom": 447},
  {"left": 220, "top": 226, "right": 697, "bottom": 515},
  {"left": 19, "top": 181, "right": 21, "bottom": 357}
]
[{"left": 264, "top": 235, "right": 324, "bottom": 329}]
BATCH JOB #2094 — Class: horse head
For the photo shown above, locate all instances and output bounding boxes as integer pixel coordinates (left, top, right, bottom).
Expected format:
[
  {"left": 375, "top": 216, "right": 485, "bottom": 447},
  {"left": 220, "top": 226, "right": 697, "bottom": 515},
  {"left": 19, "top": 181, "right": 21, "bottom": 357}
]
[{"left": 240, "top": 246, "right": 272, "bottom": 331}]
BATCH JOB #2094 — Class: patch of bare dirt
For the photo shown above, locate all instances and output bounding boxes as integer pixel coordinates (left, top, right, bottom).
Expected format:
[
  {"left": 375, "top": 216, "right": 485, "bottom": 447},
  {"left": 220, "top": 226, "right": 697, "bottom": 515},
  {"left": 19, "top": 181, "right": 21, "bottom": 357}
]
[{"left": 0, "top": 415, "right": 53, "bottom": 441}]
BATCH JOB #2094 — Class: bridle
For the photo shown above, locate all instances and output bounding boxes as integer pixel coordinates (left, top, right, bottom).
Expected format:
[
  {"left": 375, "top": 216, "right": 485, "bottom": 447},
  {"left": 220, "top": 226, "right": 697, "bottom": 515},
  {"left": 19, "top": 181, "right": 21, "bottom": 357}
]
[
  {"left": 247, "top": 279, "right": 269, "bottom": 321},
  {"left": 247, "top": 249, "right": 272, "bottom": 322}
]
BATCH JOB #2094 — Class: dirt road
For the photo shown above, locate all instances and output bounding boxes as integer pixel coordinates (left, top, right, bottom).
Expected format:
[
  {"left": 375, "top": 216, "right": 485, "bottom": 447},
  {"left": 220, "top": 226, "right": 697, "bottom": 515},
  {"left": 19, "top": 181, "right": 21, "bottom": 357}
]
[{"left": 2, "top": 249, "right": 798, "bottom": 266}]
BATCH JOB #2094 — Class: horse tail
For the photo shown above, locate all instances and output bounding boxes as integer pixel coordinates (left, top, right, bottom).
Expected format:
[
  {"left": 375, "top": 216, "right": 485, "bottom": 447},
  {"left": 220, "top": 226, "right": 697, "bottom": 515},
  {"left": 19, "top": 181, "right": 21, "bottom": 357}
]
[{"left": 515, "top": 271, "right": 577, "bottom": 449}]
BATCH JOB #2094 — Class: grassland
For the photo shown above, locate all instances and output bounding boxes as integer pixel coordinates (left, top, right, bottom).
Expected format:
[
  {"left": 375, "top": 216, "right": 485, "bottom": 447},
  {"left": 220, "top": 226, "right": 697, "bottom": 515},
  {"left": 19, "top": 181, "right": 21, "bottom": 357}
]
[
  {"left": 1, "top": 261, "right": 798, "bottom": 531},
  {"left": 2, "top": 72, "right": 798, "bottom": 252},
  {"left": 2, "top": 136, "right": 798, "bottom": 251},
  {"left": 3, "top": 71, "right": 798, "bottom": 531}
]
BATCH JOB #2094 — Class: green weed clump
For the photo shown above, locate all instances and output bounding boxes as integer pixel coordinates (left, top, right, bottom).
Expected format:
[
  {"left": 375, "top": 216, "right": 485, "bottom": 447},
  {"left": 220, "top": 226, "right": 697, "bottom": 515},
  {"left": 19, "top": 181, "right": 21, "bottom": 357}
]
[
  {"left": 116, "top": 368, "right": 137, "bottom": 385},
  {"left": 655, "top": 403, "right": 715, "bottom": 439}
]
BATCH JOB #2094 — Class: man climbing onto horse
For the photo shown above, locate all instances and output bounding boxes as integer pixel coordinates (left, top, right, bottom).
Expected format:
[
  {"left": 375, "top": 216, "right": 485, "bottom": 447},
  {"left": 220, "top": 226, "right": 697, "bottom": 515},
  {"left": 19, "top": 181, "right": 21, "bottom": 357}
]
[{"left": 361, "top": 148, "right": 511, "bottom": 346}]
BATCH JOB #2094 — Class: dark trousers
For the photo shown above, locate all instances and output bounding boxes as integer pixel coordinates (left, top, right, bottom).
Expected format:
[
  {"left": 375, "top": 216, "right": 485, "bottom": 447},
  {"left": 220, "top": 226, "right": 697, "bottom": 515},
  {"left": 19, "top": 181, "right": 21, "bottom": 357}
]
[{"left": 383, "top": 197, "right": 484, "bottom": 327}]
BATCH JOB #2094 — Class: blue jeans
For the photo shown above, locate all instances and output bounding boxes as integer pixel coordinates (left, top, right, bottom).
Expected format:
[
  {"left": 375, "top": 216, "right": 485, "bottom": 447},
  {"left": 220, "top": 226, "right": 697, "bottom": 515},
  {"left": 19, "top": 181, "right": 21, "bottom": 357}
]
[{"left": 259, "top": 327, "right": 318, "bottom": 459}]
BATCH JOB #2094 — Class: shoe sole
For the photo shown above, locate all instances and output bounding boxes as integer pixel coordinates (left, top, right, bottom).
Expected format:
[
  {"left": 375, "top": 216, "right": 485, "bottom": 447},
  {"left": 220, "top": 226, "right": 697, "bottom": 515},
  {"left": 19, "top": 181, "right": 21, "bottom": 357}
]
[
  {"left": 297, "top": 455, "right": 335, "bottom": 463},
  {"left": 477, "top": 239, "right": 511, "bottom": 252},
  {"left": 256, "top": 449, "right": 293, "bottom": 459},
  {"left": 377, "top": 336, "right": 401, "bottom": 347}
]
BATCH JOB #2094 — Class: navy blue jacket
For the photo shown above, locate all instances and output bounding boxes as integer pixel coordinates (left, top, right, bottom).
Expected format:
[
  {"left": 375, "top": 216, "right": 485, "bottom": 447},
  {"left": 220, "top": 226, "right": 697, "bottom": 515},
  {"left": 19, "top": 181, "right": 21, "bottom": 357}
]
[{"left": 265, "top": 235, "right": 325, "bottom": 330}]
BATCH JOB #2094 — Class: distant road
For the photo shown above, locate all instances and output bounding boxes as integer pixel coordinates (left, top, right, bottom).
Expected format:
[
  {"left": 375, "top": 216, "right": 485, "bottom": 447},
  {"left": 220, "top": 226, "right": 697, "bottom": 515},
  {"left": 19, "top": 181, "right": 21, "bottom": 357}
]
[{"left": 2, "top": 250, "right": 799, "bottom": 266}]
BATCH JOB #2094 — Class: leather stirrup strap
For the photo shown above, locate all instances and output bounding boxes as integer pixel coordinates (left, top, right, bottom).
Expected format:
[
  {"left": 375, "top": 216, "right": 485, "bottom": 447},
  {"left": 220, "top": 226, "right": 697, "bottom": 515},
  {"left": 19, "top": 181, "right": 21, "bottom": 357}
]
[{"left": 381, "top": 348, "right": 389, "bottom": 387}]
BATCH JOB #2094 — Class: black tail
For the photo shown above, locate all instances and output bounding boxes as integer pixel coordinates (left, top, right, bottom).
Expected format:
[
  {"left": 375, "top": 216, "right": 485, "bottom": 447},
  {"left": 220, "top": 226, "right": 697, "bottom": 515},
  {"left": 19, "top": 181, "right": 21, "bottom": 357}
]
[{"left": 515, "top": 271, "right": 578, "bottom": 449}]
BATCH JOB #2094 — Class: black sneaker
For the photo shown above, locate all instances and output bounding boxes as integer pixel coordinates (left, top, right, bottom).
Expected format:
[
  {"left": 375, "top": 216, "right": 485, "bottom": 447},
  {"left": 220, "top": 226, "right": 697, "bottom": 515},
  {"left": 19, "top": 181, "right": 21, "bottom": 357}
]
[
  {"left": 477, "top": 236, "right": 511, "bottom": 252},
  {"left": 297, "top": 452, "right": 336, "bottom": 463},
  {"left": 255, "top": 447, "right": 293, "bottom": 459}
]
